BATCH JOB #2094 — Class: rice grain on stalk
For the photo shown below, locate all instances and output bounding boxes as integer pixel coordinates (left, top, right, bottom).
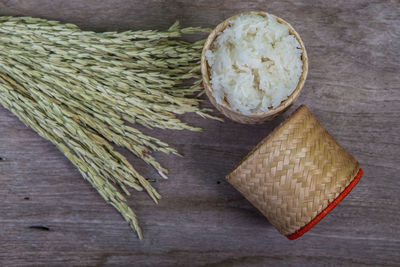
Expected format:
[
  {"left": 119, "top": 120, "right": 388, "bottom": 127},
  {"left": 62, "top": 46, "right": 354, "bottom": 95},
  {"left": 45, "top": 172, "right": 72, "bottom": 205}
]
[{"left": 0, "top": 16, "right": 219, "bottom": 239}]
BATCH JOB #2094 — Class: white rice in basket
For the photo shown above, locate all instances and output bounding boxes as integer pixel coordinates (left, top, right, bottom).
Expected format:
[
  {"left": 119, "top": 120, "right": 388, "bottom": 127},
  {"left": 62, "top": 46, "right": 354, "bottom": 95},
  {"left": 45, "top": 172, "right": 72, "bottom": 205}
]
[{"left": 205, "top": 14, "right": 303, "bottom": 115}]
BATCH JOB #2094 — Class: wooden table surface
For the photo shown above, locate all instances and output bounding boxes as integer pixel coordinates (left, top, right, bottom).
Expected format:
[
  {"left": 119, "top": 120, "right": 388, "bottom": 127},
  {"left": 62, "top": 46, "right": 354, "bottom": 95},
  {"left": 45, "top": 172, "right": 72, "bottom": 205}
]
[{"left": 0, "top": 0, "right": 399, "bottom": 266}]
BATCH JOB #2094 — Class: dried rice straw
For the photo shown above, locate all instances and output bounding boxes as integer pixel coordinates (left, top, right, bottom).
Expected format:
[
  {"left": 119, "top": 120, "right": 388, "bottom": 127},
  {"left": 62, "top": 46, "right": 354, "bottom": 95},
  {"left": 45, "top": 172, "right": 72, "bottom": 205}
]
[{"left": 0, "top": 16, "right": 220, "bottom": 239}]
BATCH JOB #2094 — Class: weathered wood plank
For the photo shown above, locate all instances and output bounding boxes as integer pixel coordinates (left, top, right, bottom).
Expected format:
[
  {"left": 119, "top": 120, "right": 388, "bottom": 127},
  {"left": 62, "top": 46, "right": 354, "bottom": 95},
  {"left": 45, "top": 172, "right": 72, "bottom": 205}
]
[{"left": 0, "top": 0, "right": 399, "bottom": 266}]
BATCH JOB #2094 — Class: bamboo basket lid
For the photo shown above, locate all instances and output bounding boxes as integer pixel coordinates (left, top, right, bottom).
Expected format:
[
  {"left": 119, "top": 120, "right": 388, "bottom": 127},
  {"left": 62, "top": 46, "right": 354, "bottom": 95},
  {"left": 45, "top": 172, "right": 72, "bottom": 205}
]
[
  {"left": 201, "top": 11, "right": 308, "bottom": 124},
  {"left": 226, "top": 105, "right": 363, "bottom": 239}
]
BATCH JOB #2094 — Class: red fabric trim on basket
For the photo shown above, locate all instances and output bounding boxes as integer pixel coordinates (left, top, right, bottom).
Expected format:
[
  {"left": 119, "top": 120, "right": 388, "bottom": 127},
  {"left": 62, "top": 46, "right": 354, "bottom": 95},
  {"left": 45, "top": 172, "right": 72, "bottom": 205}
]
[{"left": 286, "top": 168, "right": 364, "bottom": 240}]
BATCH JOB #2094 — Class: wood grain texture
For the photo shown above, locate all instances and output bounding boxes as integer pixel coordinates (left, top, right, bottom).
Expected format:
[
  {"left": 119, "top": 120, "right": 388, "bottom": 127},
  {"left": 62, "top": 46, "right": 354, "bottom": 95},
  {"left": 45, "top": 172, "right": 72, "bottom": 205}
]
[{"left": 0, "top": 0, "right": 399, "bottom": 266}]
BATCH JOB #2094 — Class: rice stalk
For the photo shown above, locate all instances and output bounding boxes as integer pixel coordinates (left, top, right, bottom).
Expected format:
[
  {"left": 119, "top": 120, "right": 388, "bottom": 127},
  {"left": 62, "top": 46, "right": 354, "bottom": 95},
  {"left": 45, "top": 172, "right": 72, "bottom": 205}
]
[{"left": 0, "top": 16, "right": 220, "bottom": 239}]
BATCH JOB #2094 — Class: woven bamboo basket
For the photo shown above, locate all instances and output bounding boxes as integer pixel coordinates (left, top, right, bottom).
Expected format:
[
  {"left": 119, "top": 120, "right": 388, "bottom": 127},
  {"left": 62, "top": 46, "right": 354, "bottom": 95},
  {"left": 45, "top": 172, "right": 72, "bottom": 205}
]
[
  {"left": 226, "top": 105, "right": 363, "bottom": 239},
  {"left": 201, "top": 11, "right": 308, "bottom": 124}
]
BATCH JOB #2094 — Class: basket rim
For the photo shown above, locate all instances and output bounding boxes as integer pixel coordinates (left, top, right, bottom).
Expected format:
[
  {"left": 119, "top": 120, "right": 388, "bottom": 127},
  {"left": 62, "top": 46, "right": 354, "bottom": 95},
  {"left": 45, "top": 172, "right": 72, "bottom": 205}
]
[
  {"left": 201, "top": 11, "right": 309, "bottom": 119},
  {"left": 286, "top": 168, "right": 364, "bottom": 240}
]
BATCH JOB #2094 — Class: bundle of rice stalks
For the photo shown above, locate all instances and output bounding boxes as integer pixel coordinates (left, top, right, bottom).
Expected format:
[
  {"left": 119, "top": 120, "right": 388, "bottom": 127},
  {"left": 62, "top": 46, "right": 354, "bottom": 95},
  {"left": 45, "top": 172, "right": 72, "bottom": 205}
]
[{"left": 0, "top": 16, "right": 218, "bottom": 239}]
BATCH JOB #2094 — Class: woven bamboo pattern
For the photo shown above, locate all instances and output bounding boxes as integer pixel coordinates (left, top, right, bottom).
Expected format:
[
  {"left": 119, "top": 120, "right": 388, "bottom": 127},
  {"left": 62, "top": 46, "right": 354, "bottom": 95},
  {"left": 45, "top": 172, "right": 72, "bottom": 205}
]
[
  {"left": 226, "top": 105, "right": 360, "bottom": 236},
  {"left": 201, "top": 11, "right": 308, "bottom": 124}
]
